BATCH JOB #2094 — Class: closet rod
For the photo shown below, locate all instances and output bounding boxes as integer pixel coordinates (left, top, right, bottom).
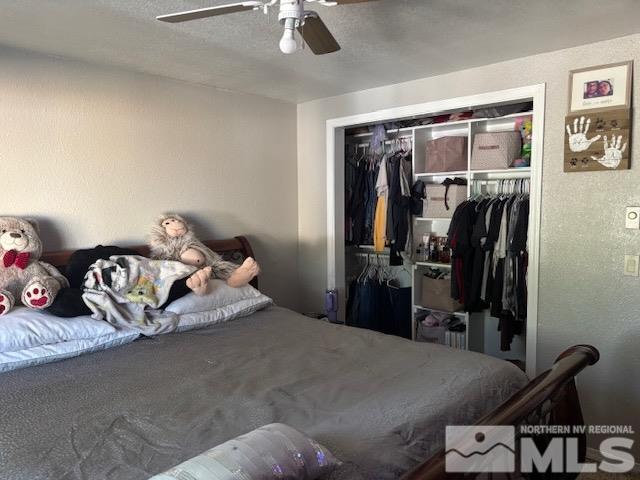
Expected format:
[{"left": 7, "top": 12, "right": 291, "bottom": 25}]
[
  {"left": 346, "top": 135, "right": 413, "bottom": 147},
  {"left": 471, "top": 178, "right": 530, "bottom": 194},
  {"left": 470, "top": 179, "right": 531, "bottom": 185}
]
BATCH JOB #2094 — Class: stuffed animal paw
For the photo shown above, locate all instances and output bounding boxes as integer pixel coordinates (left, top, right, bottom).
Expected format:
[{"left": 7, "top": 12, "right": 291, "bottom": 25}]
[
  {"left": 21, "top": 277, "right": 61, "bottom": 310},
  {"left": 186, "top": 266, "right": 212, "bottom": 296},
  {"left": 226, "top": 257, "right": 260, "bottom": 288},
  {"left": 0, "top": 290, "right": 15, "bottom": 316}
]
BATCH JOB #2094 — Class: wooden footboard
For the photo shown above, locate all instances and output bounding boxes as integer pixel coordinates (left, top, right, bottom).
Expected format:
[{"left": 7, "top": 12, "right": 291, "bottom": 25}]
[{"left": 402, "top": 345, "right": 600, "bottom": 480}]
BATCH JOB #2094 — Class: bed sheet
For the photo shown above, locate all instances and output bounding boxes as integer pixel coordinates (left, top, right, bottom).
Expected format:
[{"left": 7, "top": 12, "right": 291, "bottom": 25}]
[{"left": 0, "top": 306, "right": 527, "bottom": 479}]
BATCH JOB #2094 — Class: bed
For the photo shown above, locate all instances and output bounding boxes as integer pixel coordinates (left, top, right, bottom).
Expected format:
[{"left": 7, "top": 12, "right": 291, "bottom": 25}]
[{"left": 0, "top": 237, "right": 593, "bottom": 480}]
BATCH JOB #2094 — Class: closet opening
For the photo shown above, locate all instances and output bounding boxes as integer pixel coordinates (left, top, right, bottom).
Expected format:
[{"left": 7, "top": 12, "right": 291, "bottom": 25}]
[{"left": 327, "top": 85, "right": 545, "bottom": 377}]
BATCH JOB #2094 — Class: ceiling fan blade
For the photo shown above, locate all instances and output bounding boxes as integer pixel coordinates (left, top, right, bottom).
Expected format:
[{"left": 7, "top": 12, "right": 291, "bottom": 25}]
[
  {"left": 329, "top": 0, "right": 380, "bottom": 4},
  {"left": 157, "top": 1, "right": 262, "bottom": 23},
  {"left": 298, "top": 14, "right": 341, "bottom": 55}
]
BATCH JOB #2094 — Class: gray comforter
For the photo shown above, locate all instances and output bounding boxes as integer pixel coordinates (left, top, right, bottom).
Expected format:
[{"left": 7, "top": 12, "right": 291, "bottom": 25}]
[{"left": 0, "top": 306, "right": 527, "bottom": 480}]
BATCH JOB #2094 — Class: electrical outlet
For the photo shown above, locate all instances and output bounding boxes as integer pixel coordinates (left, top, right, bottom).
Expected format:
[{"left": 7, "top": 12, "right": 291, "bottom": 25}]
[
  {"left": 625, "top": 207, "right": 640, "bottom": 229},
  {"left": 624, "top": 255, "right": 639, "bottom": 276}
]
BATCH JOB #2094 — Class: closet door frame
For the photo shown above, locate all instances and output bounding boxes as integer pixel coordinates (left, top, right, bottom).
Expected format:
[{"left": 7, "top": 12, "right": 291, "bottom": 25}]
[{"left": 327, "top": 84, "right": 545, "bottom": 377}]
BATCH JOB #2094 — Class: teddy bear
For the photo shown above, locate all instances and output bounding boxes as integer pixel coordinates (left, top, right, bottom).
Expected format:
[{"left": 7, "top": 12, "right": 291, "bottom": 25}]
[
  {"left": 0, "top": 216, "right": 69, "bottom": 316},
  {"left": 148, "top": 214, "right": 259, "bottom": 290}
]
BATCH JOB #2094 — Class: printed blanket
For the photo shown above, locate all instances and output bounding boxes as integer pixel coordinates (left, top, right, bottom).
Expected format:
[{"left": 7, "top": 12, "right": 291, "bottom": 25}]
[{"left": 82, "top": 255, "right": 196, "bottom": 335}]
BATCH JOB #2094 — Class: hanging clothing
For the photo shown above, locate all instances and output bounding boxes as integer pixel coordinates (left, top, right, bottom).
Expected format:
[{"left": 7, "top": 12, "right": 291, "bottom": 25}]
[
  {"left": 347, "top": 160, "right": 368, "bottom": 245},
  {"left": 447, "top": 191, "right": 529, "bottom": 351},
  {"left": 344, "top": 139, "right": 413, "bottom": 340},
  {"left": 400, "top": 156, "right": 413, "bottom": 254},
  {"left": 363, "top": 163, "right": 379, "bottom": 245},
  {"left": 410, "top": 180, "right": 426, "bottom": 216},
  {"left": 387, "top": 152, "right": 413, "bottom": 265},
  {"left": 346, "top": 275, "right": 411, "bottom": 338},
  {"left": 373, "top": 197, "right": 386, "bottom": 252},
  {"left": 373, "top": 155, "right": 389, "bottom": 252},
  {"left": 346, "top": 141, "right": 412, "bottom": 254},
  {"left": 345, "top": 156, "right": 359, "bottom": 243},
  {"left": 468, "top": 198, "right": 492, "bottom": 311},
  {"left": 508, "top": 197, "right": 529, "bottom": 321},
  {"left": 390, "top": 286, "right": 413, "bottom": 339},
  {"left": 447, "top": 200, "right": 477, "bottom": 306},
  {"left": 386, "top": 154, "right": 398, "bottom": 245}
]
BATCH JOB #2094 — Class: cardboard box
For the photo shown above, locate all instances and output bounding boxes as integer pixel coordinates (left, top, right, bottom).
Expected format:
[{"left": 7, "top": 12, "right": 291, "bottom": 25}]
[{"left": 420, "top": 276, "right": 462, "bottom": 313}]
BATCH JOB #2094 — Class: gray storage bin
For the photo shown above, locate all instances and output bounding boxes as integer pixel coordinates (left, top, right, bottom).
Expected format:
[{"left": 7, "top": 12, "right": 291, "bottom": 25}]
[
  {"left": 416, "top": 324, "right": 447, "bottom": 344},
  {"left": 423, "top": 184, "right": 466, "bottom": 219},
  {"left": 425, "top": 136, "right": 468, "bottom": 173},
  {"left": 471, "top": 131, "right": 522, "bottom": 170}
]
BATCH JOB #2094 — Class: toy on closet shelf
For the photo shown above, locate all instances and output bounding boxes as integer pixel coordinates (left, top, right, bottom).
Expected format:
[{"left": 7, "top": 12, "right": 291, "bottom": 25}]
[
  {"left": 148, "top": 214, "right": 259, "bottom": 292},
  {"left": 0, "top": 216, "right": 69, "bottom": 316},
  {"left": 513, "top": 116, "right": 532, "bottom": 167}
]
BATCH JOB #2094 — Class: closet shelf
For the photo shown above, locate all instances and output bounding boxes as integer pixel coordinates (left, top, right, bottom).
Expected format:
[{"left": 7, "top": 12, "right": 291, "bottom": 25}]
[
  {"left": 470, "top": 167, "right": 531, "bottom": 175},
  {"left": 347, "top": 111, "right": 534, "bottom": 139},
  {"left": 413, "top": 118, "right": 474, "bottom": 130},
  {"left": 413, "top": 305, "right": 467, "bottom": 318},
  {"left": 416, "top": 171, "right": 468, "bottom": 177},
  {"left": 414, "top": 168, "right": 531, "bottom": 178},
  {"left": 409, "top": 110, "right": 534, "bottom": 132},
  {"left": 347, "top": 245, "right": 390, "bottom": 253},
  {"left": 471, "top": 110, "right": 533, "bottom": 123},
  {"left": 348, "top": 127, "right": 414, "bottom": 139},
  {"left": 414, "top": 261, "right": 452, "bottom": 269},
  {"left": 415, "top": 217, "right": 452, "bottom": 222}
]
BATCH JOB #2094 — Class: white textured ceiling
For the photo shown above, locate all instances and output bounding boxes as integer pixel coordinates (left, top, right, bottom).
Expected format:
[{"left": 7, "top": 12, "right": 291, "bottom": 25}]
[{"left": 1, "top": 0, "right": 639, "bottom": 103}]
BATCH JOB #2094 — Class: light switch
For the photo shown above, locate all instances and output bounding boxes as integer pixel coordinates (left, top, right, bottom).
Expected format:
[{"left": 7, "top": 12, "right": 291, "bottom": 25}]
[
  {"left": 625, "top": 207, "right": 640, "bottom": 229},
  {"left": 624, "top": 255, "right": 639, "bottom": 276}
]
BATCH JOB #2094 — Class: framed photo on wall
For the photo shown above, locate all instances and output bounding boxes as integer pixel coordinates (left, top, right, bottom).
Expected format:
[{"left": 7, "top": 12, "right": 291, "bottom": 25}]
[{"left": 568, "top": 61, "right": 632, "bottom": 113}]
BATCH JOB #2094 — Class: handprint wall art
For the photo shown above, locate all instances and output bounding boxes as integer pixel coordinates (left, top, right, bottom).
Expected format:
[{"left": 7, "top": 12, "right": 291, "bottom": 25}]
[{"left": 564, "top": 109, "right": 631, "bottom": 172}]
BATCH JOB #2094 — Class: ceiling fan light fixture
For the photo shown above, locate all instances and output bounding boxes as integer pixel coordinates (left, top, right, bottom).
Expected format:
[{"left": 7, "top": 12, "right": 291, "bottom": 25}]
[
  {"left": 156, "top": 0, "right": 376, "bottom": 55},
  {"left": 279, "top": 18, "right": 298, "bottom": 54}
]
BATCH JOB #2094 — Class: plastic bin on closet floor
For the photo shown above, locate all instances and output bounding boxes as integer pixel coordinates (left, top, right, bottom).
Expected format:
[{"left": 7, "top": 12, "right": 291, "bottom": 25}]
[{"left": 415, "top": 324, "right": 446, "bottom": 344}]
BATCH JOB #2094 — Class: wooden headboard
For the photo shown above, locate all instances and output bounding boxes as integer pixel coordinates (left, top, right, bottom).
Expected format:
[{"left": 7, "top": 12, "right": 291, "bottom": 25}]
[{"left": 41, "top": 236, "right": 258, "bottom": 289}]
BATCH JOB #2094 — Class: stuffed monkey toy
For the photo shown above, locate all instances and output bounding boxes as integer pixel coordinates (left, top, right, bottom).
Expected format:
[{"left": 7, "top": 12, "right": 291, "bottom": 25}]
[{"left": 148, "top": 214, "right": 259, "bottom": 291}]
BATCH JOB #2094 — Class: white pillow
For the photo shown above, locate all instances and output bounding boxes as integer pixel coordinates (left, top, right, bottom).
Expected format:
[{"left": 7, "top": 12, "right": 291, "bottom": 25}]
[
  {"left": 0, "top": 307, "right": 116, "bottom": 353},
  {"left": 0, "top": 329, "right": 139, "bottom": 373},
  {"left": 150, "top": 423, "right": 340, "bottom": 480},
  {"left": 175, "top": 296, "right": 273, "bottom": 332},
  {"left": 164, "top": 279, "right": 266, "bottom": 315}
]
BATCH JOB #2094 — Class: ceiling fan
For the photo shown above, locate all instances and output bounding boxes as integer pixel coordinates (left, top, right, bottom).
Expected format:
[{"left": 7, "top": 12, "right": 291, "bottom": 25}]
[{"left": 157, "top": 0, "right": 378, "bottom": 55}]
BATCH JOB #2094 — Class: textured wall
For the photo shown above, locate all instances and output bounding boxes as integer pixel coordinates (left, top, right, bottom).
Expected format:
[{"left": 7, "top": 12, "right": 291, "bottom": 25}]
[
  {"left": 0, "top": 47, "right": 298, "bottom": 308},
  {"left": 297, "top": 34, "right": 640, "bottom": 454}
]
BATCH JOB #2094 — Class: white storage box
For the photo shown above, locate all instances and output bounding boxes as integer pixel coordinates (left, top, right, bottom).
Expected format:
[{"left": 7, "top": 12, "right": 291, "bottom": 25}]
[
  {"left": 471, "top": 131, "right": 522, "bottom": 170},
  {"left": 423, "top": 184, "right": 466, "bottom": 218}
]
